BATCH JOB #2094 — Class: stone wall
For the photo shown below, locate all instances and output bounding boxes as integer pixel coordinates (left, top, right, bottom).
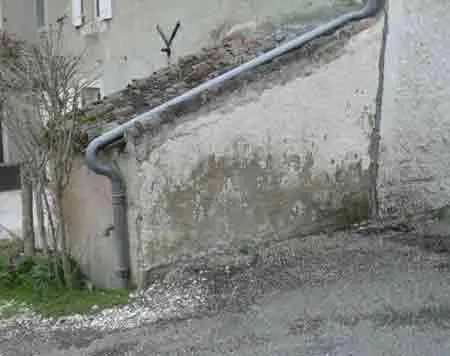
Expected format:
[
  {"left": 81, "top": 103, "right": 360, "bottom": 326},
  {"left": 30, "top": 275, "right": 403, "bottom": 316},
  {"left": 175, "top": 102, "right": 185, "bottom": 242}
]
[
  {"left": 63, "top": 0, "right": 450, "bottom": 289},
  {"left": 65, "top": 18, "right": 384, "bottom": 287},
  {"left": 78, "top": 18, "right": 374, "bottom": 146},
  {"left": 123, "top": 20, "right": 383, "bottom": 284},
  {"left": 378, "top": 0, "right": 450, "bottom": 217}
]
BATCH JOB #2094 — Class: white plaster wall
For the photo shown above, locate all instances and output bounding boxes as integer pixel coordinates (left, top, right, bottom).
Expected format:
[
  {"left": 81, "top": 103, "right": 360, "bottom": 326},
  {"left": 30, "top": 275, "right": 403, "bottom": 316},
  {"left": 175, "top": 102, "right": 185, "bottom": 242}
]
[
  {"left": 378, "top": 0, "right": 450, "bottom": 216},
  {"left": 2, "top": 1, "right": 363, "bottom": 101},
  {"left": 63, "top": 157, "right": 122, "bottom": 288},
  {"left": 0, "top": 0, "right": 37, "bottom": 164},
  {"left": 125, "top": 21, "right": 383, "bottom": 275},
  {"left": 39, "top": 0, "right": 359, "bottom": 96},
  {"left": 99, "top": 0, "right": 358, "bottom": 94},
  {"left": 1, "top": 0, "right": 37, "bottom": 41}
]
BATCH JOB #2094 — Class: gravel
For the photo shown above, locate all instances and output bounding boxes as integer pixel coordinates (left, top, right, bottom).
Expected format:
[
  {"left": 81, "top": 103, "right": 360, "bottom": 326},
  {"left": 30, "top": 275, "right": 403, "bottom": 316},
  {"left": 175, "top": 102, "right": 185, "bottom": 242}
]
[
  {"left": 0, "top": 275, "right": 209, "bottom": 340},
  {"left": 2, "top": 221, "right": 450, "bottom": 354},
  {"left": 0, "top": 220, "right": 422, "bottom": 340},
  {"left": 2, "top": 218, "right": 449, "bottom": 350}
]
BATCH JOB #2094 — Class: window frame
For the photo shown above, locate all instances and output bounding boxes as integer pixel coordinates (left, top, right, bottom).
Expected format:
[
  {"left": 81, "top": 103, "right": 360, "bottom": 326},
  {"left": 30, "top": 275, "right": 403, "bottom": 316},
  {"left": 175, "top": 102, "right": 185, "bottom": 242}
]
[
  {"left": 72, "top": 0, "right": 85, "bottom": 28},
  {"left": 95, "top": 0, "right": 113, "bottom": 21},
  {"left": 80, "top": 86, "right": 102, "bottom": 108},
  {"left": 95, "top": 0, "right": 101, "bottom": 18},
  {"left": 36, "top": 0, "right": 46, "bottom": 29}
]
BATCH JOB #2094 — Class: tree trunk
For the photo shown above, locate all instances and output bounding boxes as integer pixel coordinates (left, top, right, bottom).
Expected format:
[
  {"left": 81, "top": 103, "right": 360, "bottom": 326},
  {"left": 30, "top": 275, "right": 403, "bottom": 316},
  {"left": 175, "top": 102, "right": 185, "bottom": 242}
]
[
  {"left": 40, "top": 187, "right": 64, "bottom": 287},
  {"left": 55, "top": 188, "right": 72, "bottom": 289},
  {"left": 21, "top": 167, "right": 35, "bottom": 256},
  {"left": 34, "top": 181, "right": 49, "bottom": 255}
]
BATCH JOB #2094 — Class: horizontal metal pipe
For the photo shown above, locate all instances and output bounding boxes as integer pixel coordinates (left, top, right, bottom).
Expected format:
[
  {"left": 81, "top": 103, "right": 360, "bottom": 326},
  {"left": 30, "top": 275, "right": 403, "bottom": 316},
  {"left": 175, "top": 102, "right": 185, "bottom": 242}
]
[{"left": 86, "top": 0, "right": 383, "bottom": 176}]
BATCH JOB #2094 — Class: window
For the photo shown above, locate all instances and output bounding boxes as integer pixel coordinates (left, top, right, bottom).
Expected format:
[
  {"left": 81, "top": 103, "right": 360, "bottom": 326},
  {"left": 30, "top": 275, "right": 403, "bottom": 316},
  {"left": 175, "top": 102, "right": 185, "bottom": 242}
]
[
  {"left": 72, "top": 0, "right": 84, "bottom": 27},
  {"left": 36, "top": 0, "right": 46, "bottom": 28},
  {"left": 81, "top": 87, "right": 101, "bottom": 108},
  {"left": 95, "top": 0, "right": 100, "bottom": 18},
  {"left": 0, "top": 120, "right": 3, "bottom": 163},
  {"left": 95, "top": 0, "right": 112, "bottom": 20}
]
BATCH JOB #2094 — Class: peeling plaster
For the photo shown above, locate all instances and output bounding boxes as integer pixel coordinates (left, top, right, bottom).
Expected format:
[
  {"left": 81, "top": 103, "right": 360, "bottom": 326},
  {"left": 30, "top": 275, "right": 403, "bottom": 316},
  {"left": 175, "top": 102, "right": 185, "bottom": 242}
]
[{"left": 120, "top": 21, "right": 384, "bottom": 274}]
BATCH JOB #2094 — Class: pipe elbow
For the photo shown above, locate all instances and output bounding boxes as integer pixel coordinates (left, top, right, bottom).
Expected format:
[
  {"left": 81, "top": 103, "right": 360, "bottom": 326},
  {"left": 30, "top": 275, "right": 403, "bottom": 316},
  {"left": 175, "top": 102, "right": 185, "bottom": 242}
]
[
  {"left": 86, "top": 138, "right": 107, "bottom": 175},
  {"left": 86, "top": 137, "right": 123, "bottom": 183},
  {"left": 363, "top": 0, "right": 385, "bottom": 17}
]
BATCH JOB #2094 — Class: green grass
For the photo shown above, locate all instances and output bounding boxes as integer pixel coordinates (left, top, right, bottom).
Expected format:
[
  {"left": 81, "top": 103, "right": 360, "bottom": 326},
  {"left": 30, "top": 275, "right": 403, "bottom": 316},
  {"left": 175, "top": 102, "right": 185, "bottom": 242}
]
[
  {"left": 0, "top": 238, "right": 23, "bottom": 260},
  {"left": 0, "top": 239, "right": 130, "bottom": 318},
  {"left": 36, "top": 289, "right": 129, "bottom": 317},
  {"left": 0, "top": 285, "right": 130, "bottom": 318},
  {"left": 0, "top": 300, "right": 23, "bottom": 319}
]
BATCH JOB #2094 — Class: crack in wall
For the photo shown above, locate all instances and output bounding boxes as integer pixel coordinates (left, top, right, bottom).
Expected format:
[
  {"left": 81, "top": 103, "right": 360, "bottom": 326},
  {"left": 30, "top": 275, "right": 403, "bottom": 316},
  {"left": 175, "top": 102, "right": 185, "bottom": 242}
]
[{"left": 368, "top": 0, "right": 389, "bottom": 217}]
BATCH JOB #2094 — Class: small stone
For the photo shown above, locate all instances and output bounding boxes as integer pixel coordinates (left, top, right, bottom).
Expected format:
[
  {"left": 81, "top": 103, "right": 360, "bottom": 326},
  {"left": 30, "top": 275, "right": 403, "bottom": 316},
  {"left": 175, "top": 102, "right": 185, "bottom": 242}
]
[
  {"left": 112, "top": 105, "right": 135, "bottom": 118},
  {"left": 274, "top": 30, "right": 287, "bottom": 42},
  {"left": 166, "top": 87, "right": 178, "bottom": 95}
]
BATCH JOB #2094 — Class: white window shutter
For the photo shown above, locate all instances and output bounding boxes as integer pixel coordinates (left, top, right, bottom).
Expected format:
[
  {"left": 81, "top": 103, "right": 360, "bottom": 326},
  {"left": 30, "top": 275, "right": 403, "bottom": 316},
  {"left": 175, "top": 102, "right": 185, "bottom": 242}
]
[
  {"left": 72, "top": 0, "right": 83, "bottom": 27},
  {"left": 99, "top": 0, "right": 112, "bottom": 20}
]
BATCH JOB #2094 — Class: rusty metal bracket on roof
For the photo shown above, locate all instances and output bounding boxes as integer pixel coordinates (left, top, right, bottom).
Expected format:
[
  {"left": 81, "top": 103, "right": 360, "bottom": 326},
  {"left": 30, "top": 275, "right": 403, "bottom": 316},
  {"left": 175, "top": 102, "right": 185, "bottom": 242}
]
[{"left": 85, "top": 0, "right": 385, "bottom": 289}]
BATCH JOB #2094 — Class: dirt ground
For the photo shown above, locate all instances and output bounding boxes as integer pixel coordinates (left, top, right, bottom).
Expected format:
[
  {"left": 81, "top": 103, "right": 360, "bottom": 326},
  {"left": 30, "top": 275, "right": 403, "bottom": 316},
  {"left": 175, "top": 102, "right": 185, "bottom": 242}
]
[{"left": 1, "top": 217, "right": 450, "bottom": 355}]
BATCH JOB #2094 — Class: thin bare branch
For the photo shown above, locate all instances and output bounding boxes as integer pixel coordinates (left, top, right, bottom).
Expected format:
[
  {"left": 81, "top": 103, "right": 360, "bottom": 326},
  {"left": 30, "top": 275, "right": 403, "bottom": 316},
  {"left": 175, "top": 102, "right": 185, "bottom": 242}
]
[{"left": 0, "top": 23, "right": 96, "bottom": 280}]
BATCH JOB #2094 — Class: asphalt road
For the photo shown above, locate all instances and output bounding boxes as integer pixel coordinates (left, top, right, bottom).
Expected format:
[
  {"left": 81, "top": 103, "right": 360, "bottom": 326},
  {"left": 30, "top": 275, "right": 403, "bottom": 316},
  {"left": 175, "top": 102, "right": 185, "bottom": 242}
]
[{"left": 2, "top": 223, "right": 450, "bottom": 355}]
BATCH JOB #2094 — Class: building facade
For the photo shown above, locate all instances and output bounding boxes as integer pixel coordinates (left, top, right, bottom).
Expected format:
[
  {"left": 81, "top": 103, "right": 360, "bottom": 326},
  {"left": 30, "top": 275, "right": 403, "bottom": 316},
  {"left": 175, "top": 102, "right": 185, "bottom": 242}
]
[
  {"left": 0, "top": 0, "right": 36, "bottom": 165},
  {"left": 0, "top": 0, "right": 354, "bottom": 165}
]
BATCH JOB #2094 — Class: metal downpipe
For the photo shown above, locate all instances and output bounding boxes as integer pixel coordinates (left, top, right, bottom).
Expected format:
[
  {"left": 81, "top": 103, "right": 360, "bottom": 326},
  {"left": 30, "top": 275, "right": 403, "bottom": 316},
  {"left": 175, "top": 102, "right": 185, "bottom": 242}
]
[
  {"left": 111, "top": 178, "right": 130, "bottom": 288},
  {"left": 85, "top": 0, "right": 384, "bottom": 288}
]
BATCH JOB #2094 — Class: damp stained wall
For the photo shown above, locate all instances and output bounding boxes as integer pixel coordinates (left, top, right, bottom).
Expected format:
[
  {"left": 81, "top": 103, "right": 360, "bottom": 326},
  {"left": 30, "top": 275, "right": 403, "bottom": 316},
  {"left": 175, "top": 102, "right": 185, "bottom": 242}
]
[
  {"left": 378, "top": 0, "right": 450, "bottom": 217},
  {"left": 122, "top": 21, "right": 383, "bottom": 283},
  {"left": 63, "top": 14, "right": 384, "bottom": 288}
]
